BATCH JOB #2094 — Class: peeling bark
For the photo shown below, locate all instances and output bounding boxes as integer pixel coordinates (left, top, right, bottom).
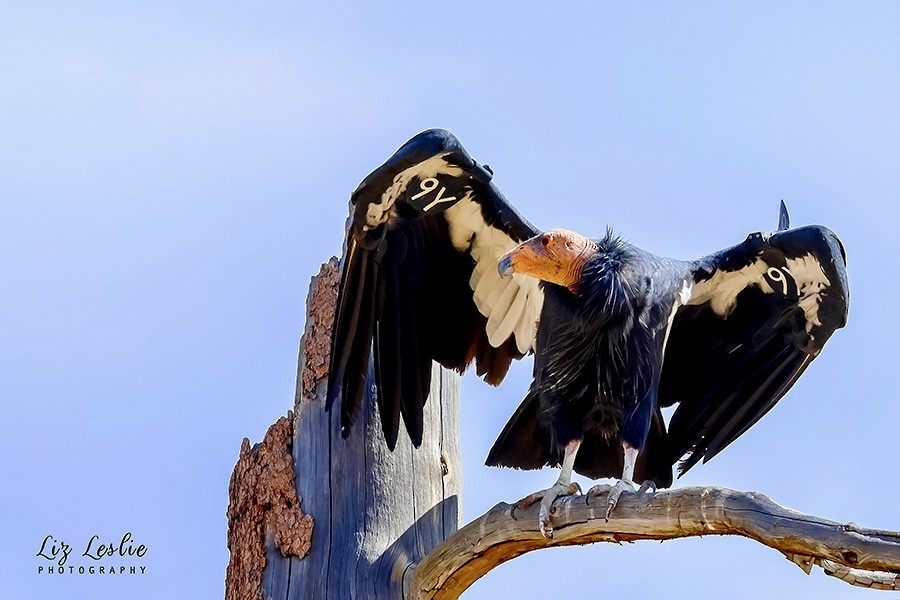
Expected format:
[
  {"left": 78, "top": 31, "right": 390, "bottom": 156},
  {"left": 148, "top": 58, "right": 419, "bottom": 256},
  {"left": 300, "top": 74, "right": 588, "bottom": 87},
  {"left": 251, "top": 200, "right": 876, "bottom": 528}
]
[
  {"left": 298, "top": 258, "right": 340, "bottom": 404},
  {"left": 225, "top": 413, "right": 314, "bottom": 600}
]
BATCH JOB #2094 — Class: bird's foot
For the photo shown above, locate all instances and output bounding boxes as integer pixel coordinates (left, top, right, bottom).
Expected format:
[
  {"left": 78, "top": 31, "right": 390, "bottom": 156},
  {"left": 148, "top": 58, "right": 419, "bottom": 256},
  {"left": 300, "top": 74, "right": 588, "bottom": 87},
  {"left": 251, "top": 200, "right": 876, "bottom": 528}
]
[
  {"left": 604, "top": 479, "right": 635, "bottom": 520},
  {"left": 586, "top": 479, "right": 657, "bottom": 521},
  {"left": 515, "top": 481, "right": 582, "bottom": 539}
]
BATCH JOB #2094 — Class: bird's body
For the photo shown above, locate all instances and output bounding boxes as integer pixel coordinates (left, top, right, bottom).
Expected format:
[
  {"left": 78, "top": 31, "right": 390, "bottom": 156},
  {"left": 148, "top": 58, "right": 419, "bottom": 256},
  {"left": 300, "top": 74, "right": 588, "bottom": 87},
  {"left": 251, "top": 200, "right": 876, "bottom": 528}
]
[
  {"left": 327, "top": 129, "right": 849, "bottom": 537},
  {"left": 490, "top": 232, "right": 688, "bottom": 488}
]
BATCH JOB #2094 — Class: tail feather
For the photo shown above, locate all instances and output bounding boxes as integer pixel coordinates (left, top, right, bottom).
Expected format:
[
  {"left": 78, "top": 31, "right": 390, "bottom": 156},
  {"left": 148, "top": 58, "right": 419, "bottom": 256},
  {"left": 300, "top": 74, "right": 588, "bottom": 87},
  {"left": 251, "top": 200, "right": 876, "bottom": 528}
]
[{"left": 485, "top": 389, "right": 549, "bottom": 470}]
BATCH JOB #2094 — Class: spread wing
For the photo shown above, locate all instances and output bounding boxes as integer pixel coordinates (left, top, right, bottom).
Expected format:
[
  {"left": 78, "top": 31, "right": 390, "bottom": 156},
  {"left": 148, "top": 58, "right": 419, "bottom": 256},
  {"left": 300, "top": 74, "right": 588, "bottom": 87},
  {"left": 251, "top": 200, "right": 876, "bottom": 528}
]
[
  {"left": 660, "top": 225, "right": 849, "bottom": 474},
  {"left": 326, "top": 129, "right": 543, "bottom": 449}
]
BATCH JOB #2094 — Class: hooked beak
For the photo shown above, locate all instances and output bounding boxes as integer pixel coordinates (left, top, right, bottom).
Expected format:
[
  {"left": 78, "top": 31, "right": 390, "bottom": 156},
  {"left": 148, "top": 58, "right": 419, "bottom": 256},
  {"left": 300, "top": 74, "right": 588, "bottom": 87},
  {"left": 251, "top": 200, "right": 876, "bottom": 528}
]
[
  {"left": 497, "top": 229, "right": 597, "bottom": 291},
  {"left": 498, "top": 236, "right": 553, "bottom": 283},
  {"left": 498, "top": 254, "right": 514, "bottom": 278}
]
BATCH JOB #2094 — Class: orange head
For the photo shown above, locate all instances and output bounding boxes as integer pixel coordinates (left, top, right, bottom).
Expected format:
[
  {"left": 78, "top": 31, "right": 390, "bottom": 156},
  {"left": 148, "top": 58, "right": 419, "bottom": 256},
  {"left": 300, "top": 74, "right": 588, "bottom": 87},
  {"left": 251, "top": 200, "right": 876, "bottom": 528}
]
[{"left": 498, "top": 228, "right": 598, "bottom": 292}]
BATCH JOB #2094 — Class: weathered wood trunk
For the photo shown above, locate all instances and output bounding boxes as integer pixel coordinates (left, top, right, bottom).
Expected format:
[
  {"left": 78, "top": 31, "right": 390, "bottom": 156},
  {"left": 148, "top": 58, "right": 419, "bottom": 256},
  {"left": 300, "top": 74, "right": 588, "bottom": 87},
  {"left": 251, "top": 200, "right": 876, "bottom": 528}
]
[{"left": 256, "top": 259, "right": 462, "bottom": 600}]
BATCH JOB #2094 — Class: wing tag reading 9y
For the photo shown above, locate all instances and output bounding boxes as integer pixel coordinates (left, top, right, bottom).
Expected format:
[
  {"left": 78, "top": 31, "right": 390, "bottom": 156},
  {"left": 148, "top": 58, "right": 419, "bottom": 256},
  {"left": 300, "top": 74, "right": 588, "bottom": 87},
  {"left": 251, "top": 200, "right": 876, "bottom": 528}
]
[
  {"left": 405, "top": 176, "right": 466, "bottom": 215},
  {"left": 765, "top": 266, "right": 797, "bottom": 297}
]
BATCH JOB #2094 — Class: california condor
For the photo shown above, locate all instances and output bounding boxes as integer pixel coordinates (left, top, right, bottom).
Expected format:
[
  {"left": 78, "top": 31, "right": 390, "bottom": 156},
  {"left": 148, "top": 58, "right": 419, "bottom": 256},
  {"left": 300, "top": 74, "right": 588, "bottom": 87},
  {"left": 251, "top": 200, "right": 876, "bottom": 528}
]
[{"left": 327, "top": 130, "right": 849, "bottom": 537}]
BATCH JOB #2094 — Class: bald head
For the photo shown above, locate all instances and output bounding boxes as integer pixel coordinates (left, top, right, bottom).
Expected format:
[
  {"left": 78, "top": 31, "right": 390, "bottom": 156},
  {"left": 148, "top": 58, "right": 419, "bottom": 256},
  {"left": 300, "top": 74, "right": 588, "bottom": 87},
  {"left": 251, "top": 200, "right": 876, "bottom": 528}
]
[{"left": 498, "top": 228, "right": 598, "bottom": 292}]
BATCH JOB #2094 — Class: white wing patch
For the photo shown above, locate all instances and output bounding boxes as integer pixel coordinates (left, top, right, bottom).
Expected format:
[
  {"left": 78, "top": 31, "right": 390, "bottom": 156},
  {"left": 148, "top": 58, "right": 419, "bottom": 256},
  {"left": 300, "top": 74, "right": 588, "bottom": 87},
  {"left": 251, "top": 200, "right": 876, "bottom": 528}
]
[
  {"left": 687, "top": 252, "right": 831, "bottom": 334},
  {"left": 785, "top": 254, "right": 831, "bottom": 332},
  {"left": 364, "top": 154, "right": 464, "bottom": 230},
  {"left": 444, "top": 196, "right": 542, "bottom": 354},
  {"left": 687, "top": 258, "right": 769, "bottom": 317}
]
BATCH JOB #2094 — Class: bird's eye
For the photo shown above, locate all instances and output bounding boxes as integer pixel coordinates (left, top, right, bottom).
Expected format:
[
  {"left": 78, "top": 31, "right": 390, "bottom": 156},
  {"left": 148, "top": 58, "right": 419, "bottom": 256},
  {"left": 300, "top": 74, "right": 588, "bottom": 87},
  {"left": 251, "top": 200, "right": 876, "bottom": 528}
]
[{"left": 541, "top": 235, "right": 550, "bottom": 247}]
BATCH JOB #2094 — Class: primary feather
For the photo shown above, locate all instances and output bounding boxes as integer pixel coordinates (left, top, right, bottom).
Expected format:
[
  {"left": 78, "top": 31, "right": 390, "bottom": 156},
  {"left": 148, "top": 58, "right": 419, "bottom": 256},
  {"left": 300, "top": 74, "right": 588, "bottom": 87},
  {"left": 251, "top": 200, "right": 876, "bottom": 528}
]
[{"left": 327, "top": 130, "right": 540, "bottom": 449}]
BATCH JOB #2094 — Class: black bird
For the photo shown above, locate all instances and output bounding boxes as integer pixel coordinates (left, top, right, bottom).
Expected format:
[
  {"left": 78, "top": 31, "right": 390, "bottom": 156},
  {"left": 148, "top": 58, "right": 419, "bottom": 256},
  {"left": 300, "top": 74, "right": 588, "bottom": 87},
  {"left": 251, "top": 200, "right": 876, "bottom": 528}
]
[
  {"left": 327, "top": 130, "right": 850, "bottom": 537},
  {"left": 486, "top": 217, "right": 848, "bottom": 535}
]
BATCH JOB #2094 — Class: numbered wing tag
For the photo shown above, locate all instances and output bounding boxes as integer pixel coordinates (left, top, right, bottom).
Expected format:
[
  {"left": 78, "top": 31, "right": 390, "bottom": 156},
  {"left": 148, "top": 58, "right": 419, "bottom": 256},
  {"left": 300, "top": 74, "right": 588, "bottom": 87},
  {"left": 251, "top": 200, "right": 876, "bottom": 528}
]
[
  {"left": 764, "top": 265, "right": 798, "bottom": 298},
  {"left": 404, "top": 175, "right": 468, "bottom": 216}
]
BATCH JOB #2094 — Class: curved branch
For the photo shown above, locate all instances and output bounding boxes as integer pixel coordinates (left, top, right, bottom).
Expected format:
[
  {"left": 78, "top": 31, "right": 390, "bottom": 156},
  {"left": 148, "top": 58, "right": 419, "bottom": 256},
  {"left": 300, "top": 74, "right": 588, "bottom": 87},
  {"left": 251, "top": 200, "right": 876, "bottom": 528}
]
[{"left": 408, "top": 486, "right": 900, "bottom": 599}]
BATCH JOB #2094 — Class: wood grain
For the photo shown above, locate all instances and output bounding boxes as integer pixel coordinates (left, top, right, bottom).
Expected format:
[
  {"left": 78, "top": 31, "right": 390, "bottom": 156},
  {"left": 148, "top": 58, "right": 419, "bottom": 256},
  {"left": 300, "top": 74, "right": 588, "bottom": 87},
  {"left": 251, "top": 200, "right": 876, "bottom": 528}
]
[
  {"left": 256, "top": 259, "right": 462, "bottom": 600},
  {"left": 409, "top": 486, "right": 900, "bottom": 598}
]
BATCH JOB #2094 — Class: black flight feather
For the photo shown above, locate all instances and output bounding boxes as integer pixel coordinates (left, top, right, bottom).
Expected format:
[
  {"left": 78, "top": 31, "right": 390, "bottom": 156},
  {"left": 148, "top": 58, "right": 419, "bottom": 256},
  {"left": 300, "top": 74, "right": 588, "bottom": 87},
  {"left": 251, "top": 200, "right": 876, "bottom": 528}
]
[
  {"left": 660, "top": 225, "right": 849, "bottom": 475},
  {"left": 328, "top": 129, "right": 539, "bottom": 448}
]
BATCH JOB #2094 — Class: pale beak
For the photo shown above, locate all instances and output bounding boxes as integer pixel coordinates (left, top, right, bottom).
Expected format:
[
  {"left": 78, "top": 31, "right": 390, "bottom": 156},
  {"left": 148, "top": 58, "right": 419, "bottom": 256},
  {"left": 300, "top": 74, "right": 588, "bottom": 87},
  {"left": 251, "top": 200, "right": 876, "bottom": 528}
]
[{"left": 498, "top": 254, "right": 514, "bottom": 278}]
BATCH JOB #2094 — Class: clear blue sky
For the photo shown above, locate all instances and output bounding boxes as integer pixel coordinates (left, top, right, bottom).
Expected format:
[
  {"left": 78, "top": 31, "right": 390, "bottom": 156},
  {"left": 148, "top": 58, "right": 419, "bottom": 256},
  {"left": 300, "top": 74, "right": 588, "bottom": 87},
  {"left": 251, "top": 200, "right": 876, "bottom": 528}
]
[{"left": 2, "top": 2, "right": 898, "bottom": 598}]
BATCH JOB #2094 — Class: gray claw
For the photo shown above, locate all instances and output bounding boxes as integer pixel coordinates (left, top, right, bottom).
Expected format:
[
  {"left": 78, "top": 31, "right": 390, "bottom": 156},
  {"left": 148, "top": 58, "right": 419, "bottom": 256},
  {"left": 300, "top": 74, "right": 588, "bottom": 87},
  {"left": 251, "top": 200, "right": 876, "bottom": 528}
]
[
  {"left": 605, "top": 479, "right": 637, "bottom": 521},
  {"left": 533, "top": 481, "right": 582, "bottom": 539},
  {"left": 515, "top": 490, "right": 546, "bottom": 511},
  {"left": 585, "top": 483, "right": 611, "bottom": 503},
  {"left": 637, "top": 480, "right": 657, "bottom": 494},
  {"left": 539, "top": 516, "right": 552, "bottom": 539}
]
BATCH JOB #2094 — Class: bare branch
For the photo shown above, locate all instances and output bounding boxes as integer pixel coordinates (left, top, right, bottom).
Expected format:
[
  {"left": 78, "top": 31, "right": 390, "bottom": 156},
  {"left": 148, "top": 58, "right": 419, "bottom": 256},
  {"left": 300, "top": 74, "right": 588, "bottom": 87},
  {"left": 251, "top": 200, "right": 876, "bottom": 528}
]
[{"left": 409, "top": 486, "right": 900, "bottom": 599}]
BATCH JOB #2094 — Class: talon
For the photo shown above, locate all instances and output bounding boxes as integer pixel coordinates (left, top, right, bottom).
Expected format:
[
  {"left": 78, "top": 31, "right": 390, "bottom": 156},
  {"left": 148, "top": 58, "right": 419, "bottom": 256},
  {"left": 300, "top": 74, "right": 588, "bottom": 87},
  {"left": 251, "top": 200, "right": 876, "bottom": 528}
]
[
  {"left": 539, "top": 517, "right": 553, "bottom": 539},
  {"left": 604, "top": 492, "right": 619, "bottom": 521},
  {"left": 524, "top": 480, "right": 582, "bottom": 539},
  {"left": 539, "top": 499, "right": 555, "bottom": 539},
  {"left": 637, "top": 480, "right": 657, "bottom": 494},
  {"left": 605, "top": 479, "right": 636, "bottom": 521},
  {"left": 515, "top": 490, "right": 546, "bottom": 511},
  {"left": 585, "top": 483, "right": 611, "bottom": 505},
  {"left": 586, "top": 483, "right": 611, "bottom": 498}
]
